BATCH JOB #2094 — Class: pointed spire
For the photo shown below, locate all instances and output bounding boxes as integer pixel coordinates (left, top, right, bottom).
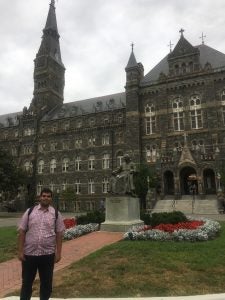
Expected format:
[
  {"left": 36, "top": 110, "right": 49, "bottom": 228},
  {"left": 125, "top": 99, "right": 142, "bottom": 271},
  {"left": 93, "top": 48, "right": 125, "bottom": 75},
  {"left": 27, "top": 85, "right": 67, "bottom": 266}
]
[
  {"left": 44, "top": 0, "right": 58, "bottom": 34},
  {"left": 126, "top": 43, "right": 138, "bottom": 69}
]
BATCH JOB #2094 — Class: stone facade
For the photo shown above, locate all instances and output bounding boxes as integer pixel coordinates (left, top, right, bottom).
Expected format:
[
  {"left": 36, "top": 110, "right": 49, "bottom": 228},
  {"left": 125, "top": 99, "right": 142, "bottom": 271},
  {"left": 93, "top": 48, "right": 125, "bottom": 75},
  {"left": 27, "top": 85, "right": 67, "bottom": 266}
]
[{"left": 0, "top": 2, "right": 225, "bottom": 211}]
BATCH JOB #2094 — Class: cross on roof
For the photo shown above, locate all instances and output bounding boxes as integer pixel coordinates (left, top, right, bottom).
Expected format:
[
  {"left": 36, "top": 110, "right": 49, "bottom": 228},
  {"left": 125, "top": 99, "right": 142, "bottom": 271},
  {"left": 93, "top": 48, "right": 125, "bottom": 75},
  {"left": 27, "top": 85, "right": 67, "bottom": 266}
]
[
  {"left": 199, "top": 32, "right": 206, "bottom": 45},
  {"left": 131, "top": 42, "right": 134, "bottom": 52},
  {"left": 179, "top": 28, "right": 185, "bottom": 36},
  {"left": 168, "top": 40, "right": 173, "bottom": 53}
]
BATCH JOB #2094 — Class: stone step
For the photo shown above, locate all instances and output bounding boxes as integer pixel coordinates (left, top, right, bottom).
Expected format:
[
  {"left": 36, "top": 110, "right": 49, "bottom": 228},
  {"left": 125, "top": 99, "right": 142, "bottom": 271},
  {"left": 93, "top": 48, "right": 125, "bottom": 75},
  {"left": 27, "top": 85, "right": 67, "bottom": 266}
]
[{"left": 152, "top": 199, "right": 219, "bottom": 214}]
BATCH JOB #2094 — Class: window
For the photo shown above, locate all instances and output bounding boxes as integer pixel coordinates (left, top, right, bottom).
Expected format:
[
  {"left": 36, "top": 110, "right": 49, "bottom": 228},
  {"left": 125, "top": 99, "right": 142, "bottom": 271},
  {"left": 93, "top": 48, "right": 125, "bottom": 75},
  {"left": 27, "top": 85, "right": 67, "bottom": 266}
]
[
  {"left": 40, "top": 126, "right": 45, "bottom": 134},
  {"left": 102, "top": 178, "right": 109, "bottom": 193},
  {"left": 51, "top": 124, "right": 57, "bottom": 133},
  {"left": 116, "top": 151, "right": 124, "bottom": 167},
  {"left": 146, "top": 145, "right": 157, "bottom": 162},
  {"left": 24, "top": 161, "right": 32, "bottom": 172},
  {"left": 74, "top": 201, "right": 81, "bottom": 212},
  {"left": 14, "top": 130, "right": 18, "bottom": 138},
  {"left": 49, "top": 182, "right": 55, "bottom": 192},
  {"left": 190, "top": 95, "right": 202, "bottom": 129},
  {"left": 62, "top": 158, "right": 69, "bottom": 172},
  {"left": 38, "top": 160, "right": 44, "bottom": 174},
  {"left": 102, "top": 153, "right": 110, "bottom": 169},
  {"left": 75, "top": 138, "right": 82, "bottom": 149},
  {"left": 172, "top": 98, "right": 184, "bottom": 131},
  {"left": 63, "top": 140, "right": 69, "bottom": 150},
  {"left": 23, "top": 145, "right": 33, "bottom": 154},
  {"left": 88, "top": 136, "right": 96, "bottom": 146},
  {"left": 221, "top": 90, "right": 225, "bottom": 101},
  {"left": 102, "top": 133, "right": 110, "bottom": 145},
  {"left": 223, "top": 106, "right": 225, "bottom": 125},
  {"left": 64, "top": 122, "right": 70, "bottom": 131},
  {"left": 37, "top": 181, "right": 43, "bottom": 195},
  {"left": 50, "top": 142, "right": 57, "bottom": 151},
  {"left": 88, "top": 179, "right": 95, "bottom": 194},
  {"left": 50, "top": 159, "right": 57, "bottom": 173},
  {"left": 115, "top": 132, "right": 123, "bottom": 144},
  {"left": 181, "top": 63, "right": 186, "bottom": 74},
  {"left": 88, "top": 155, "right": 95, "bottom": 170},
  {"left": 75, "top": 156, "right": 81, "bottom": 171},
  {"left": 145, "top": 104, "right": 156, "bottom": 135},
  {"left": 39, "top": 143, "right": 46, "bottom": 152},
  {"left": 62, "top": 181, "right": 68, "bottom": 191},
  {"left": 75, "top": 179, "right": 81, "bottom": 194},
  {"left": 11, "top": 147, "right": 17, "bottom": 156},
  {"left": 77, "top": 120, "right": 82, "bottom": 128}
]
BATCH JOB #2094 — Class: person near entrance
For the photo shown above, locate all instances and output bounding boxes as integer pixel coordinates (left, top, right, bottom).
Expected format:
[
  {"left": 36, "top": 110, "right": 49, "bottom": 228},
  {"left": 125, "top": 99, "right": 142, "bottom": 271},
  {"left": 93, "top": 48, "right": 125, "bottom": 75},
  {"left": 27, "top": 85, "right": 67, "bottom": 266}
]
[{"left": 18, "top": 188, "right": 65, "bottom": 300}]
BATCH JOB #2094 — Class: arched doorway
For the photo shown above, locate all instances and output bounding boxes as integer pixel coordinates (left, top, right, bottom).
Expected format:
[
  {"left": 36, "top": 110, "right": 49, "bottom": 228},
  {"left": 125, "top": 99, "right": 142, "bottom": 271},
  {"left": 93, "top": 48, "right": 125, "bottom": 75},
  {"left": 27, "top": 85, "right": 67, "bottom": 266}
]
[
  {"left": 180, "top": 166, "right": 197, "bottom": 195},
  {"left": 164, "top": 170, "right": 174, "bottom": 195},
  {"left": 203, "top": 169, "right": 216, "bottom": 194}
]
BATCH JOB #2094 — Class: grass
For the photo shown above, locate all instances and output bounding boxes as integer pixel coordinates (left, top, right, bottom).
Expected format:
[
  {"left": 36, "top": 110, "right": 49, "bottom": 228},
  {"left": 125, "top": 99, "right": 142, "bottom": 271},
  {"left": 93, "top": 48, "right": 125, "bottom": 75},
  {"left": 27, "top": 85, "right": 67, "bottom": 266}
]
[
  {"left": 3, "top": 222, "right": 225, "bottom": 297},
  {"left": 32, "top": 222, "right": 225, "bottom": 298},
  {"left": 0, "top": 226, "right": 17, "bottom": 262}
]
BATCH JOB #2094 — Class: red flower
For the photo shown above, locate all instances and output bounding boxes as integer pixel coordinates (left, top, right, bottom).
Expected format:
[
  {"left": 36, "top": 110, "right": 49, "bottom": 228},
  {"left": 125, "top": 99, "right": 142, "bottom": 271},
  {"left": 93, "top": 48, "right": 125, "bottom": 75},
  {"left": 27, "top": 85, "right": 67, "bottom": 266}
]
[
  {"left": 152, "top": 221, "right": 204, "bottom": 233},
  {"left": 63, "top": 218, "right": 77, "bottom": 229}
]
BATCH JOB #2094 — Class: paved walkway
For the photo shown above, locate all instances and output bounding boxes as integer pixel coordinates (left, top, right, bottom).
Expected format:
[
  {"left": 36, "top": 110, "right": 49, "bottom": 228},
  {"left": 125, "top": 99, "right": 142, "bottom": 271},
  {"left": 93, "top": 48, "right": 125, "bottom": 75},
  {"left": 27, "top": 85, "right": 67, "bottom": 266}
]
[{"left": 0, "top": 231, "right": 123, "bottom": 298}]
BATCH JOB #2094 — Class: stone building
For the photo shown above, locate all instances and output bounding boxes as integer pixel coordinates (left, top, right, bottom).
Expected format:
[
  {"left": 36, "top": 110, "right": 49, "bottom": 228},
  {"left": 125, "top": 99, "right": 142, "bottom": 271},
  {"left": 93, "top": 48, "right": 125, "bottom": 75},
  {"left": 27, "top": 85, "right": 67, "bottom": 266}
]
[{"left": 0, "top": 1, "right": 225, "bottom": 211}]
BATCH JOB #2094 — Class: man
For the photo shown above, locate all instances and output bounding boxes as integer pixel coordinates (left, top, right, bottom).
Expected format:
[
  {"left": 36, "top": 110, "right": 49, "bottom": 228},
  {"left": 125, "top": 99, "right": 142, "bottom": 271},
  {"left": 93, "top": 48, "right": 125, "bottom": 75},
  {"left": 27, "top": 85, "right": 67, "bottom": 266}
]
[{"left": 18, "top": 188, "right": 65, "bottom": 300}]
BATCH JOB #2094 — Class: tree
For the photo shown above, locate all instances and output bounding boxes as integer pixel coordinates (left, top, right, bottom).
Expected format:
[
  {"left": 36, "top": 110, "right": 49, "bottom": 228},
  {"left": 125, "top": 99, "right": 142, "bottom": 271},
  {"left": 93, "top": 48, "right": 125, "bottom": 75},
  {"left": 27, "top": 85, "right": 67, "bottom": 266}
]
[
  {"left": 60, "top": 187, "right": 76, "bottom": 211},
  {"left": 134, "top": 164, "right": 156, "bottom": 209},
  {"left": 0, "top": 148, "right": 27, "bottom": 197}
]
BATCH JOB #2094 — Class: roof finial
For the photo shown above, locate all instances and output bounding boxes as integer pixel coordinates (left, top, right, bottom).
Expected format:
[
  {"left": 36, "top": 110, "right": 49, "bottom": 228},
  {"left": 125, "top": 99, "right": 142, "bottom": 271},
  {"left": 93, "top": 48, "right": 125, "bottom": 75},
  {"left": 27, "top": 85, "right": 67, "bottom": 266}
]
[
  {"left": 199, "top": 32, "right": 206, "bottom": 45},
  {"left": 131, "top": 42, "right": 134, "bottom": 52},
  {"left": 168, "top": 40, "right": 173, "bottom": 53},
  {"left": 179, "top": 28, "right": 185, "bottom": 37}
]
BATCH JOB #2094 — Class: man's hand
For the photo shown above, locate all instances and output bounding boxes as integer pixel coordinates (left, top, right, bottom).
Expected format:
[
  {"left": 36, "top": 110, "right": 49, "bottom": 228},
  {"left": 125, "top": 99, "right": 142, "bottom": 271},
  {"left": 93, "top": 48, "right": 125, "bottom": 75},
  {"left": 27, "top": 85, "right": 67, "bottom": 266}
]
[
  {"left": 18, "top": 252, "right": 25, "bottom": 261},
  {"left": 54, "top": 252, "right": 61, "bottom": 263}
]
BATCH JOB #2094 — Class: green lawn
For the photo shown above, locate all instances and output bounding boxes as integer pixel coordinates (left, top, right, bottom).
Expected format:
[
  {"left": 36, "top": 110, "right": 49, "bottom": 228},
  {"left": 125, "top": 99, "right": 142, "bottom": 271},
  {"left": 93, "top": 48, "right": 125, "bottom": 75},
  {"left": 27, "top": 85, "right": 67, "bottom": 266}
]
[
  {"left": 0, "top": 226, "right": 17, "bottom": 262},
  {"left": 3, "top": 222, "right": 225, "bottom": 298},
  {"left": 48, "top": 222, "right": 225, "bottom": 298}
]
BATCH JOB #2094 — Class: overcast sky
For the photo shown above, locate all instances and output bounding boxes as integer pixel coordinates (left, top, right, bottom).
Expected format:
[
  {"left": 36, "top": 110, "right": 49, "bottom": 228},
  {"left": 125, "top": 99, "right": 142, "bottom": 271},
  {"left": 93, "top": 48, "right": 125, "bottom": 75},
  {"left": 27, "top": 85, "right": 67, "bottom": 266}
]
[{"left": 0, "top": 0, "right": 225, "bottom": 115}]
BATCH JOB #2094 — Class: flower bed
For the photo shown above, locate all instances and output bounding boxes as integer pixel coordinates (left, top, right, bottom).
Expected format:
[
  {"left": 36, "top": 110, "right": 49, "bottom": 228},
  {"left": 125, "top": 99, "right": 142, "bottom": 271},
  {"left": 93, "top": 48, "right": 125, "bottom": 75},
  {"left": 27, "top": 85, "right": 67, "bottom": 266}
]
[
  {"left": 64, "top": 223, "right": 99, "bottom": 240},
  {"left": 124, "top": 218, "right": 221, "bottom": 242}
]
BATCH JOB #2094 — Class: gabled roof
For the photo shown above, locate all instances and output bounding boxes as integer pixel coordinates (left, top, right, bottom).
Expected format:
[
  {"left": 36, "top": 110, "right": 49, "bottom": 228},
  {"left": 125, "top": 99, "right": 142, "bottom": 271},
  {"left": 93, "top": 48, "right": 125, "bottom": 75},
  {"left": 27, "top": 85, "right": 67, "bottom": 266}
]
[
  {"left": 141, "top": 44, "right": 225, "bottom": 85},
  {"left": 41, "top": 92, "right": 126, "bottom": 121},
  {"left": 168, "top": 34, "right": 199, "bottom": 59}
]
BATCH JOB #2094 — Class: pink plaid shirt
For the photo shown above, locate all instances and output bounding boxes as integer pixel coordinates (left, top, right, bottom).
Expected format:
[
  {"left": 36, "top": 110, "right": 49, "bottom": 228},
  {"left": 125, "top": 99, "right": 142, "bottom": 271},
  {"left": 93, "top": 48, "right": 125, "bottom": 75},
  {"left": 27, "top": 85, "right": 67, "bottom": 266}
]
[{"left": 18, "top": 204, "right": 65, "bottom": 256}]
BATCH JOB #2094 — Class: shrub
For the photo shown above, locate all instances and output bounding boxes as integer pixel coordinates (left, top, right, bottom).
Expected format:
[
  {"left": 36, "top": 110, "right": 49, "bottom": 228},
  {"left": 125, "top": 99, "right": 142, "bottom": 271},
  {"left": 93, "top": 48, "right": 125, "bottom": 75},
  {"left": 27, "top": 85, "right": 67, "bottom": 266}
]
[
  {"left": 77, "top": 210, "right": 105, "bottom": 225},
  {"left": 141, "top": 211, "right": 187, "bottom": 226}
]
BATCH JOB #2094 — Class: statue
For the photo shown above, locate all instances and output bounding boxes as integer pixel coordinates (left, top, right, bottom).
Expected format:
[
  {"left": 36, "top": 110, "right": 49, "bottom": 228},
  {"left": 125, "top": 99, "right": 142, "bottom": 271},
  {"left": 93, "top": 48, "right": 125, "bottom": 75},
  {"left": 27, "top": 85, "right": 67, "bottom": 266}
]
[{"left": 109, "top": 154, "right": 136, "bottom": 196}]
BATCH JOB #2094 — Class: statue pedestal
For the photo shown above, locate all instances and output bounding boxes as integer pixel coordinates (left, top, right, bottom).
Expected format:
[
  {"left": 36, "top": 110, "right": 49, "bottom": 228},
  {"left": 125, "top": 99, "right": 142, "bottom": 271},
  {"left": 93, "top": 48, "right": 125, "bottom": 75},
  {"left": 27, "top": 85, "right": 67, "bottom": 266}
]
[{"left": 101, "top": 196, "right": 144, "bottom": 232}]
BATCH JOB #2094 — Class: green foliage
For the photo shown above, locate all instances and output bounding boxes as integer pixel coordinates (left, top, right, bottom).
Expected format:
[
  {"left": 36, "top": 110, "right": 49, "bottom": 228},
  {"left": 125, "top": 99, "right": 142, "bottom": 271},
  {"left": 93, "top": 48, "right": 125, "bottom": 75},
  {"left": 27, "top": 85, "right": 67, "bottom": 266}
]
[
  {"left": 140, "top": 211, "right": 187, "bottom": 226},
  {"left": 0, "top": 148, "right": 27, "bottom": 195},
  {"left": 134, "top": 164, "right": 156, "bottom": 208},
  {"left": 77, "top": 210, "right": 105, "bottom": 225},
  {"left": 60, "top": 187, "right": 76, "bottom": 202}
]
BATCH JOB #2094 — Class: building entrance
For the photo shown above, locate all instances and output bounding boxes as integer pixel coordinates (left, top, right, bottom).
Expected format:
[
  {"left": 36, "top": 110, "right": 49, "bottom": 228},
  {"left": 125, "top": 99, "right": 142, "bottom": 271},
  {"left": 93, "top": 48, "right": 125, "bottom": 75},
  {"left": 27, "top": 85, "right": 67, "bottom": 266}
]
[{"left": 180, "top": 166, "right": 197, "bottom": 195}]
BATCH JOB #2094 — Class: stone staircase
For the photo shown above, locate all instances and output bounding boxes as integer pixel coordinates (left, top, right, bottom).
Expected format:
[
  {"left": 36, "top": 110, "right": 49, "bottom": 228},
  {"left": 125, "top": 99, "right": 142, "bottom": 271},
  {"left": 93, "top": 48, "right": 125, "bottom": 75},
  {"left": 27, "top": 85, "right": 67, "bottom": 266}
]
[{"left": 152, "top": 196, "right": 219, "bottom": 214}]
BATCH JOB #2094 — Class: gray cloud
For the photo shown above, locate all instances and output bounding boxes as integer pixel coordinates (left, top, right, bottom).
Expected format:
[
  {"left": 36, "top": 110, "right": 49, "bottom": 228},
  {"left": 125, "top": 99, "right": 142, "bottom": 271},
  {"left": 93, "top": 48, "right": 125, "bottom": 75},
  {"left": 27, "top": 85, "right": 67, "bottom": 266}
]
[{"left": 0, "top": 0, "right": 225, "bottom": 114}]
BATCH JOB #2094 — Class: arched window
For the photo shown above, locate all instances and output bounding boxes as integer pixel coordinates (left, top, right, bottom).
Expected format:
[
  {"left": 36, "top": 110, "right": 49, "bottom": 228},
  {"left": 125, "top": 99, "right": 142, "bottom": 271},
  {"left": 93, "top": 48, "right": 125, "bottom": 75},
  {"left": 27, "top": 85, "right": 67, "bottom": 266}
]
[
  {"left": 102, "top": 133, "right": 110, "bottom": 145},
  {"left": 62, "top": 158, "right": 69, "bottom": 173},
  {"left": 181, "top": 63, "right": 186, "bottom": 74},
  {"left": 189, "top": 62, "right": 193, "bottom": 73},
  {"left": 24, "top": 161, "right": 32, "bottom": 172},
  {"left": 175, "top": 64, "right": 179, "bottom": 75},
  {"left": 50, "top": 159, "right": 57, "bottom": 174},
  {"left": 172, "top": 98, "right": 184, "bottom": 131},
  {"left": 221, "top": 90, "right": 225, "bottom": 101},
  {"left": 38, "top": 160, "right": 44, "bottom": 174},
  {"left": 190, "top": 95, "right": 203, "bottom": 129}
]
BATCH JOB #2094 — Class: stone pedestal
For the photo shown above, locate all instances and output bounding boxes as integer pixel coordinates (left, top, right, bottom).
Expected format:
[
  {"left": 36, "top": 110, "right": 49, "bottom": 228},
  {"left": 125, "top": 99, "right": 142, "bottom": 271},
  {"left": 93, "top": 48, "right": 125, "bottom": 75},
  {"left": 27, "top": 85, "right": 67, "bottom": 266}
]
[{"left": 101, "top": 196, "right": 144, "bottom": 232}]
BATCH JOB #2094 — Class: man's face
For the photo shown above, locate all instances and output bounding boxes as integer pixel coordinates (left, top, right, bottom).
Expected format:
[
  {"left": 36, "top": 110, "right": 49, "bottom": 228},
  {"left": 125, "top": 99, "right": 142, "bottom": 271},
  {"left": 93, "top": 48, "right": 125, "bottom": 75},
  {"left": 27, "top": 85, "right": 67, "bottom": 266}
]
[{"left": 39, "top": 192, "right": 52, "bottom": 207}]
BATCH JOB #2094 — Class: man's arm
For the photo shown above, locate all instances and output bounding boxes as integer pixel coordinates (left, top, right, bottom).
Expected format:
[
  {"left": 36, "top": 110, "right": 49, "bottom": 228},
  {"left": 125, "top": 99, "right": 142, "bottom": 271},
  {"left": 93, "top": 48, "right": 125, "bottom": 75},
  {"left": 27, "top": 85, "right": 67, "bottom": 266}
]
[
  {"left": 18, "top": 229, "right": 26, "bottom": 261},
  {"left": 55, "top": 232, "right": 63, "bottom": 263}
]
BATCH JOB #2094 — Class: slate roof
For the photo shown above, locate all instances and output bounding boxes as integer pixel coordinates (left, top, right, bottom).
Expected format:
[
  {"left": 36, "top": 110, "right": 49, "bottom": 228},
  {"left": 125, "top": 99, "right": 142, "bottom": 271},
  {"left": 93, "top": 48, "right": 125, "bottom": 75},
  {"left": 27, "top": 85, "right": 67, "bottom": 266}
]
[
  {"left": 0, "top": 112, "right": 22, "bottom": 128},
  {"left": 41, "top": 92, "right": 126, "bottom": 121},
  {"left": 141, "top": 44, "right": 225, "bottom": 85},
  {"left": 126, "top": 51, "right": 138, "bottom": 69}
]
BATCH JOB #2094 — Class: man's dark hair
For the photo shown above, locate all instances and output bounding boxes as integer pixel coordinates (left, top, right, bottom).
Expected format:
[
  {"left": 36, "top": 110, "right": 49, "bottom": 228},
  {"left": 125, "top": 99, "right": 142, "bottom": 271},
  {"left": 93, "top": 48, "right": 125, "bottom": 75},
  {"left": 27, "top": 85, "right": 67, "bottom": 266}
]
[{"left": 40, "top": 188, "right": 53, "bottom": 197}]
